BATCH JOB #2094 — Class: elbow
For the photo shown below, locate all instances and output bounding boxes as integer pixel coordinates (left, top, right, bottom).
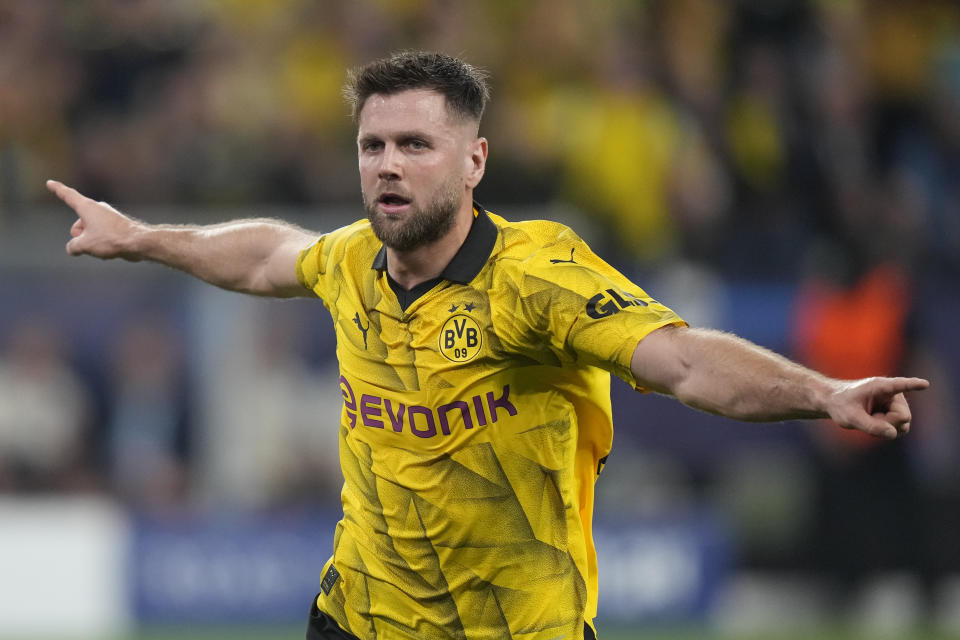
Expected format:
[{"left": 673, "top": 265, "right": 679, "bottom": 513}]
[
  {"left": 240, "top": 274, "right": 288, "bottom": 298},
  {"left": 223, "top": 264, "right": 279, "bottom": 297},
  {"left": 246, "top": 266, "right": 307, "bottom": 298},
  {"left": 671, "top": 376, "right": 763, "bottom": 421},
  {"left": 671, "top": 382, "right": 724, "bottom": 418}
]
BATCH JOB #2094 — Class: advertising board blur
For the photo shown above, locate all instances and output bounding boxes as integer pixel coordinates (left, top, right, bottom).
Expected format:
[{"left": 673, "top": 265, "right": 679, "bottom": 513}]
[
  {"left": 0, "top": 498, "right": 130, "bottom": 637},
  {"left": 130, "top": 510, "right": 728, "bottom": 625},
  {"left": 130, "top": 511, "right": 335, "bottom": 624},
  {"left": 595, "top": 514, "right": 729, "bottom": 623}
]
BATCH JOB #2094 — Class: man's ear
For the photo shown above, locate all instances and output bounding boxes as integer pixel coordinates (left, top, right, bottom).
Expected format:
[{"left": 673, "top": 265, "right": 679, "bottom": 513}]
[{"left": 465, "top": 137, "right": 488, "bottom": 189}]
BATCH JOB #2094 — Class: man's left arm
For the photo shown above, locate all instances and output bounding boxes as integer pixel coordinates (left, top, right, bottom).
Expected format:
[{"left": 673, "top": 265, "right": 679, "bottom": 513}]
[{"left": 630, "top": 324, "right": 930, "bottom": 439}]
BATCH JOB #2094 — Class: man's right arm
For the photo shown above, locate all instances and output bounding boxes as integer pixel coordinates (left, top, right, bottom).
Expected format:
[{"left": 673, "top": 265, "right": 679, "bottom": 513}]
[{"left": 47, "top": 180, "right": 315, "bottom": 298}]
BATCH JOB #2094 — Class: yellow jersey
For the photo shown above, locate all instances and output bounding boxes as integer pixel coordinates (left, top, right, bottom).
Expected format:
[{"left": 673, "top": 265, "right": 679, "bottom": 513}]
[{"left": 296, "top": 205, "right": 684, "bottom": 640}]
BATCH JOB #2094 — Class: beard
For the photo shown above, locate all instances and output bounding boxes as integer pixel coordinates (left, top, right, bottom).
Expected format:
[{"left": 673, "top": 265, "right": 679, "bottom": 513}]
[{"left": 364, "top": 178, "right": 462, "bottom": 252}]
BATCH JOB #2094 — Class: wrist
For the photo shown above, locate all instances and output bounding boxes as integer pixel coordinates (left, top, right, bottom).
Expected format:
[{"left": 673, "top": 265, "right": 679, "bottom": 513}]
[
  {"left": 122, "top": 221, "right": 153, "bottom": 261},
  {"left": 809, "top": 375, "right": 842, "bottom": 420}
]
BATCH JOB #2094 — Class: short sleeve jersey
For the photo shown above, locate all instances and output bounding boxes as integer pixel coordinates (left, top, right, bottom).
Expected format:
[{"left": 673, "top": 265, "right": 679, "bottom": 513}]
[{"left": 296, "top": 206, "right": 684, "bottom": 640}]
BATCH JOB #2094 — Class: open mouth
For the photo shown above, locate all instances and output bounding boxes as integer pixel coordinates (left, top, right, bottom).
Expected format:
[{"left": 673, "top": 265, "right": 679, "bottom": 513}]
[{"left": 378, "top": 193, "right": 411, "bottom": 209}]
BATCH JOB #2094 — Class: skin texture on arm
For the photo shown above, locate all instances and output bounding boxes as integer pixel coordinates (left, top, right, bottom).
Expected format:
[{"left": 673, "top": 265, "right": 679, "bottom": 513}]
[
  {"left": 47, "top": 180, "right": 315, "bottom": 298},
  {"left": 630, "top": 324, "right": 930, "bottom": 439}
]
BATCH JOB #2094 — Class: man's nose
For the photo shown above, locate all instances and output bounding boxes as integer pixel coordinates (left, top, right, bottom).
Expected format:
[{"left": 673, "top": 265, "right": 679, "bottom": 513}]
[{"left": 378, "top": 145, "right": 403, "bottom": 180}]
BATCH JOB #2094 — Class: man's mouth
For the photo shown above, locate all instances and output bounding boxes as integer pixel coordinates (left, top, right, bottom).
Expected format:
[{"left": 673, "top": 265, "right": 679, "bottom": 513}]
[{"left": 377, "top": 193, "right": 412, "bottom": 213}]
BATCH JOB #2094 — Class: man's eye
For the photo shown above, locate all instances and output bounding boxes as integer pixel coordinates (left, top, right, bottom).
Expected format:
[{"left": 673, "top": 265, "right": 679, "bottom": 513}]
[
  {"left": 407, "top": 140, "right": 426, "bottom": 150},
  {"left": 362, "top": 141, "right": 382, "bottom": 152}
]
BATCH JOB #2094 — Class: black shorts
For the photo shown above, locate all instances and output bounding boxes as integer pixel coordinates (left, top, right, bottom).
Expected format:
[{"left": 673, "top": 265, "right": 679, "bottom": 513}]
[
  {"left": 306, "top": 595, "right": 361, "bottom": 640},
  {"left": 305, "top": 594, "right": 597, "bottom": 640}
]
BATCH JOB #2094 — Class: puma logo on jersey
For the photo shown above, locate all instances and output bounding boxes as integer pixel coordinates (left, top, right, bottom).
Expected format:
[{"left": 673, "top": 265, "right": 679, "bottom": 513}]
[
  {"left": 550, "top": 247, "right": 577, "bottom": 264},
  {"left": 352, "top": 312, "right": 370, "bottom": 350}
]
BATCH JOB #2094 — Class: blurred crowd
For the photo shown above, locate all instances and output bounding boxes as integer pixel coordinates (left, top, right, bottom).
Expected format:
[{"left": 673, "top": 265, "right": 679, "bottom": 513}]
[
  {"left": 2, "top": 0, "right": 960, "bottom": 614},
  {"left": 3, "top": 0, "right": 960, "bottom": 277}
]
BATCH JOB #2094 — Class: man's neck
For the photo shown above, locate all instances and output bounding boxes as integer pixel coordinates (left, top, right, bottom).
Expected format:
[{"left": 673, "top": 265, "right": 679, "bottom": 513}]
[{"left": 386, "top": 201, "right": 475, "bottom": 290}]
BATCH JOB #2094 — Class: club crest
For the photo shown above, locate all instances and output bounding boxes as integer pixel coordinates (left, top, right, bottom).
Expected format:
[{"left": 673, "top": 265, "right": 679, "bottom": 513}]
[{"left": 439, "top": 314, "right": 482, "bottom": 362}]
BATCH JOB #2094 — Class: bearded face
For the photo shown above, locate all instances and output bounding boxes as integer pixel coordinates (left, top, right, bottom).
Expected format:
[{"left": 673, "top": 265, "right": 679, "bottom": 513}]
[
  {"left": 356, "top": 89, "right": 486, "bottom": 255},
  {"left": 363, "top": 172, "right": 461, "bottom": 252}
]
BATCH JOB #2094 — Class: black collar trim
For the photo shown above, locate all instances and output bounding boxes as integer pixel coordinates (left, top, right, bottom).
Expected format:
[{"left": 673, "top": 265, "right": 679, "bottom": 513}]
[{"left": 371, "top": 202, "right": 497, "bottom": 284}]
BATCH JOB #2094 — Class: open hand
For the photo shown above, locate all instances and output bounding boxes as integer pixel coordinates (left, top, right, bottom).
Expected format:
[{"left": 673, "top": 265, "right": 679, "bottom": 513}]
[
  {"left": 46, "top": 179, "right": 143, "bottom": 261},
  {"left": 827, "top": 376, "right": 930, "bottom": 439}
]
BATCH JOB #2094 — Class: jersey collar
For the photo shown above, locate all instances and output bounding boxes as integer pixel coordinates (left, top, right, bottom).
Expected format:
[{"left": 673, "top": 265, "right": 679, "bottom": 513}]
[{"left": 371, "top": 201, "right": 497, "bottom": 284}]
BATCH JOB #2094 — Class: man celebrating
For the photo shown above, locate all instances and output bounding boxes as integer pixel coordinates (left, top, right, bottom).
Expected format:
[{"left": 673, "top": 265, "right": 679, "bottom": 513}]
[{"left": 48, "top": 51, "right": 928, "bottom": 640}]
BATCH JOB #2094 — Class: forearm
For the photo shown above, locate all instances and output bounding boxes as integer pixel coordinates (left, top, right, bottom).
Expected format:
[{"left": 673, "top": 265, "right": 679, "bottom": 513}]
[
  {"left": 632, "top": 325, "right": 928, "bottom": 438},
  {"left": 131, "top": 219, "right": 313, "bottom": 297},
  {"left": 47, "top": 180, "right": 315, "bottom": 297},
  {"left": 634, "top": 327, "right": 835, "bottom": 422}
]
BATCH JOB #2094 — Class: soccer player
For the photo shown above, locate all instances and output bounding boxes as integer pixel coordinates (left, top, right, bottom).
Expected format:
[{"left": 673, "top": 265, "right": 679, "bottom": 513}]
[{"left": 47, "top": 51, "right": 928, "bottom": 640}]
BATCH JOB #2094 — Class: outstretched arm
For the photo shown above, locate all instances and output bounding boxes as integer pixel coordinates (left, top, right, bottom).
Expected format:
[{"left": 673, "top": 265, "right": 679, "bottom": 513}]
[
  {"left": 630, "top": 324, "right": 930, "bottom": 439},
  {"left": 47, "top": 180, "right": 315, "bottom": 298}
]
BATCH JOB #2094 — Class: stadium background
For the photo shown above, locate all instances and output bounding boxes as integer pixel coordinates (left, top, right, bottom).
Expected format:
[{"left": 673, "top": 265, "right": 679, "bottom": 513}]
[{"left": 1, "top": 1, "right": 959, "bottom": 638}]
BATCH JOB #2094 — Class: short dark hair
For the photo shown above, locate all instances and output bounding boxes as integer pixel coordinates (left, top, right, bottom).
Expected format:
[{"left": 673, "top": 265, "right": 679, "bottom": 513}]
[{"left": 344, "top": 51, "right": 490, "bottom": 123}]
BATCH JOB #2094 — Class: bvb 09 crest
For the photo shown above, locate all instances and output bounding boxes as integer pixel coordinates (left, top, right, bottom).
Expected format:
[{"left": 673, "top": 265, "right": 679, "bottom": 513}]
[{"left": 439, "top": 314, "right": 482, "bottom": 362}]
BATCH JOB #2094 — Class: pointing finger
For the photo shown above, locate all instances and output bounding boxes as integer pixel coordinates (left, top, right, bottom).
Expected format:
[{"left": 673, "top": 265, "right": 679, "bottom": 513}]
[
  {"left": 46, "top": 179, "right": 89, "bottom": 211},
  {"left": 880, "top": 377, "right": 931, "bottom": 394}
]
